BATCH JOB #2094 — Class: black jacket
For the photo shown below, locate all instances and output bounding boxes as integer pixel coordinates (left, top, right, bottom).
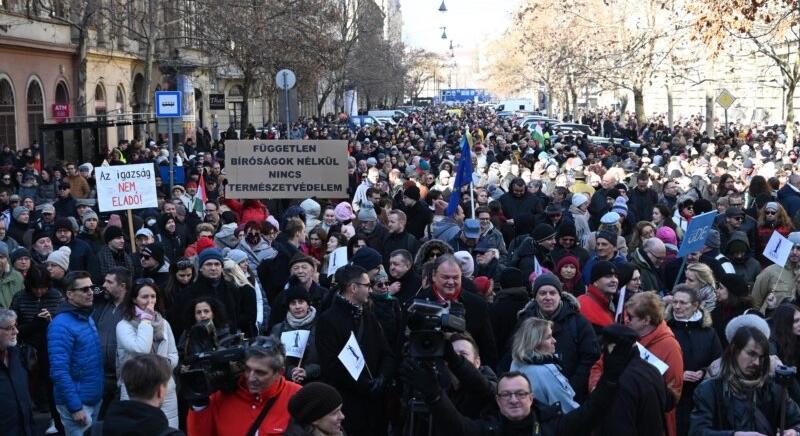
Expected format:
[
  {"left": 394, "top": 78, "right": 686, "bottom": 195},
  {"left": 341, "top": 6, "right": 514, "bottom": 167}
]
[
  {"left": 89, "top": 400, "right": 183, "bottom": 436},
  {"left": 628, "top": 187, "right": 658, "bottom": 221},
  {"left": 427, "top": 376, "right": 617, "bottom": 436},
  {"left": 402, "top": 200, "right": 433, "bottom": 240},
  {"left": 599, "top": 354, "right": 670, "bottom": 436},
  {"left": 690, "top": 377, "right": 800, "bottom": 436},
  {"left": 380, "top": 231, "right": 421, "bottom": 267},
  {"left": 173, "top": 275, "right": 250, "bottom": 340},
  {"left": 54, "top": 236, "right": 95, "bottom": 273},
  {"left": 0, "top": 346, "right": 35, "bottom": 436},
  {"left": 316, "top": 295, "right": 394, "bottom": 436},
  {"left": 257, "top": 238, "right": 301, "bottom": 306},
  {"left": 489, "top": 286, "right": 529, "bottom": 358},
  {"left": 391, "top": 268, "right": 422, "bottom": 306},
  {"left": 498, "top": 192, "right": 543, "bottom": 222},
  {"left": 667, "top": 310, "right": 722, "bottom": 436},
  {"left": 517, "top": 296, "right": 600, "bottom": 400},
  {"left": 413, "top": 287, "right": 498, "bottom": 369},
  {"left": 270, "top": 282, "right": 331, "bottom": 330}
]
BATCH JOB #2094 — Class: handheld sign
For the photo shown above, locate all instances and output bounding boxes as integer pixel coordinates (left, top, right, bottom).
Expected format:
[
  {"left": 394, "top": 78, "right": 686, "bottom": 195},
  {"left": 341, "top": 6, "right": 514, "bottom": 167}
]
[
  {"left": 96, "top": 163, "right": 158, "bottom": 212},
  {"left": 338, "top": 332, "right": 366, "bottom": 381},
  {"left": 327, "top": 247, "right": 348, "bottom": 277},
  {"left": 763, "top": 231, "right": 792, "bottom": 267},
  {"left": 636, "top": 342, "right": 668, "bottom": 375},
  {"left": 678, "top": 211, "right": 717, "bottom": 257},
  {"left": 280, "top": 330, "right": 310, "bottom": 359}
]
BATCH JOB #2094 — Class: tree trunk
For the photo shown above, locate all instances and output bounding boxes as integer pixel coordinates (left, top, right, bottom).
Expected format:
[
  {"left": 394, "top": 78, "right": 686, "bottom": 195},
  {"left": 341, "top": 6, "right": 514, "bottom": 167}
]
[
  {"left": 633, "top": 85, "right": 645, "bottom": 126},
  {"left": 241, "top": 75, "right": 251, "bottom": 131},
  {"left": 705, "top": 84, "right": 715, "bottom": 139},
  {"left": 787, "top": 82, "right": 796, "bottom": 147},
  {"left": 571, "top": 88, "right": 578, "bottom": 122},
  {"left": 75, "top": 28, "right": 90, "bottom": 116},
  {"left": 666, "top": 83, "right": 674, "bottom": 130},
  {"left": 142, "top": 39, "right": 155, "bottom": 136}
]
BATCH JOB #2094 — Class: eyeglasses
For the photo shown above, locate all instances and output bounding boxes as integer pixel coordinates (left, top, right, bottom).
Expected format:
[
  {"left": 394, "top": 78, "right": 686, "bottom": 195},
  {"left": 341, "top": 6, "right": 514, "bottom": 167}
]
[
  {"left": 354, "top": 281, "right": 372, "bottom": 289},
  {"left": 765, "top": 210, "right": 777, "bottom": 215},
  {"left": 135, "top": 278, "right": 155, "bottom": 286},
  {"left": 70, "top": 285, "right": 94, "bottom": 294},
  {"left": 0, "top": 323, "right": 17, "bottom": 331},
  {"left": 733, "top": 216, "right": 744, "bottom": 222},
  {"left": 497, "top": 391, "right": 531, "bottom": 401}
]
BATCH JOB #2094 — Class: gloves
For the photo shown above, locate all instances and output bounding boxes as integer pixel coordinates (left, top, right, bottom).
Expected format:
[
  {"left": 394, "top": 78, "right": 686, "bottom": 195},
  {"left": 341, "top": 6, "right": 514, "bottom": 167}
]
[
  {"left": 400, "top": 358, "right": 441, "bottom": 403},
  {"left": 602, "top": 339, "right": 636, "bottom": 383},
  {"left": 443, "top": 340, "right": 464, "bottom": 370},
  {"left": 135, "top": 306, "right": 154, "bottom": 321},
  {"left": 369, "top": 375, "right": 386, "bottom": 398}
]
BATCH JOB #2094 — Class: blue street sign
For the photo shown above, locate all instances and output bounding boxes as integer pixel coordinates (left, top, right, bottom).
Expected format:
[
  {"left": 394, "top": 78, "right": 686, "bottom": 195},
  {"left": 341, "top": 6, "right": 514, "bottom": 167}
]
[
  {"left": 678, "top": 211, "right": 718, "bottom": 257},
  {"left": 155, "top": 91, "right": 182, "bottom": 118}
]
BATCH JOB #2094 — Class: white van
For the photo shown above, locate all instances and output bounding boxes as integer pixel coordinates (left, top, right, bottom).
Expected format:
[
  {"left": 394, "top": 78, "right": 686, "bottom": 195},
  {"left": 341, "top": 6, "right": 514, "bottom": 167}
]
[{"left": 368, "top": 110, "right": 407, "bottom": 119}]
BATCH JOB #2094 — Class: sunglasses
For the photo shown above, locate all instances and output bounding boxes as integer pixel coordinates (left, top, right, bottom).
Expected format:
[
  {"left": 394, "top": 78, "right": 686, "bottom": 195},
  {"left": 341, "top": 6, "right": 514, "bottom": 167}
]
[
  {"left": 70, "top": 285, "right": 95, "bottom": 294},
  {"left": 765, "top": 210, "right": 777, "bottom": 215},
  {"left": 135, "top": 278, "right": 155, "bottom": 286},
  {"left": 372, "top": 281, "right": 388, "bottom": 288},
  {"left": 141, "top": 255, "right": 152, "bottom": 260}
]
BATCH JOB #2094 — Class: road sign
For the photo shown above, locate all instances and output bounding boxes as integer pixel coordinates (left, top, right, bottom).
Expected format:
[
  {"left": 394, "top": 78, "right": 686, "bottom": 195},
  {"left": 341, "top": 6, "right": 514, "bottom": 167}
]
[
  {"left": 716, "top": 89, "right": 736, "bottom": 109},
  {"left": 155, "top": 91, "right": 182, "bottom": 118},
  {"left": 276, "top": 69, "right": 296, "bottom": 90}
]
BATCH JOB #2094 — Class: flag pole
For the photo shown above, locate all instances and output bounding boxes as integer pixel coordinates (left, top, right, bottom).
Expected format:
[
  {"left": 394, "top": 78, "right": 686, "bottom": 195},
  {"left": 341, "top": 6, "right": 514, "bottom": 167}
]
[{"left": 470, "top": 182, "right": 476, "bottom": 218}]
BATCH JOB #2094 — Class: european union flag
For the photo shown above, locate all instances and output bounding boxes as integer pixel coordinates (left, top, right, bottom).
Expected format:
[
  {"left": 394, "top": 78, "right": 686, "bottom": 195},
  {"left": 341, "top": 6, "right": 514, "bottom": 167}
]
[{"left": 446, "top": 135, "right": 472, "bottom": 217}]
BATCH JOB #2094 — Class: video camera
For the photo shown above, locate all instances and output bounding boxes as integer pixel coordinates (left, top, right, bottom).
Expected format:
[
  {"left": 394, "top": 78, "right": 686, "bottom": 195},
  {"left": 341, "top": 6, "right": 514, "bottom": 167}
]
[
  {"left": 179, "top": 320, "right": 247, "bottom": 401},
  {"left": 405, "top": 298, "right": 466, "bottom": 360}
]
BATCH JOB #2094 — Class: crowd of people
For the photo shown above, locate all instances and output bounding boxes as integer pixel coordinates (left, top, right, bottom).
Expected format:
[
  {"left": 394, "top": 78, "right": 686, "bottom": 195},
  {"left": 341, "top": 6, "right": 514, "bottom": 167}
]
[{"left": 4, "top": 104, "right": 800, "bottom": 436}]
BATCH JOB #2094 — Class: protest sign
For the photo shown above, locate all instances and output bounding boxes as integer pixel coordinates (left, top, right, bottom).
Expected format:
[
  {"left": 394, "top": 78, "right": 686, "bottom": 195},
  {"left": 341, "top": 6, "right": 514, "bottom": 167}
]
[
  {"left": 224, "top": 140, "right": 348, "bottom": 199},
  {"left": 96, "top": 163, "right": 158, "bottom": 212},
  {"left": 636, "top": 342, "right": 669, "bottom": 375},
  {"left": 338, "top": 332, "right": 366, "bottom": 381},
  {"left": 678, "top": 211, "right": 717, "bottom": 257},
  {"left": 280, "top": 330, "right": 310, "bottom": 359},
  {"left": 763, "top": 231, "right": 792, "bottom": 267},
  {"left": 327, "top": 247, "right": 348, "bottom": 277}
]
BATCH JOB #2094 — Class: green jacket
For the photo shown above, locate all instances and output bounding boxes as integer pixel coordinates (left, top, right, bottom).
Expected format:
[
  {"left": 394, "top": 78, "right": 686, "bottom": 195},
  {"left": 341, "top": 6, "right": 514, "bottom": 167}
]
[{"left": 0, "top": 268, "right": 24, "bottom": 308}]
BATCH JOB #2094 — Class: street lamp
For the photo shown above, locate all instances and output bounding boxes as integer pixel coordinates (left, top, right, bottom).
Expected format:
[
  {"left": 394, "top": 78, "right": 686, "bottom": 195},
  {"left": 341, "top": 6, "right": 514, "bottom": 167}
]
[
  {"left": 440, "top": 27, "right": 447, "bottom": 39},
  {"left": 439, "top": 0, "right": 447, "bottom": 12}
]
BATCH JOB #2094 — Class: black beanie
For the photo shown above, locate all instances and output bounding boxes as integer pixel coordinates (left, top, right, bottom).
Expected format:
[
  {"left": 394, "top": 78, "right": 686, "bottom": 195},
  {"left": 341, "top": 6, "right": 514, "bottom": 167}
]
[
  {"left": 285, "top": 276, "right": 311, "bottom": 303},
  {"left": 615, "top": 262, "right": 636, "bottom": 287},
  {"left": 498, "top": 267, "right": 524, "bottom": 289},
  {"left": 590, "top": 260, "right": 618, "bottom": 284},
  {"left": 719, "top": 273, "right": 748, "bottom": 298},
  {"left": 556, "top": 222, "right": 577, "bottom": 239},
  {"left": 104, "top": 226, "right": 125, "bottom": 244},
  {"left": 31, "top": 228, "right": 51, "bottom": 246},
  {"left": 142, "top": 243, "right": 165, "bottom": 265},
  {"left": 288, "top": 382, "right": 343, "bottom": 425},
  {"left": 531, "top": 223, "right": 556, "bottom": 244},
  {"left": 404, "top": 185, "right": 421, "bottom": 201}
]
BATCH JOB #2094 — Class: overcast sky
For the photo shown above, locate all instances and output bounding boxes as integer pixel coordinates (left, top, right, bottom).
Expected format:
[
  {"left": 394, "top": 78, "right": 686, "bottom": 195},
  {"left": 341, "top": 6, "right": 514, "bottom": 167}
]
[{"left": 401, "top": 0, "right": 519, "bottom": 55}]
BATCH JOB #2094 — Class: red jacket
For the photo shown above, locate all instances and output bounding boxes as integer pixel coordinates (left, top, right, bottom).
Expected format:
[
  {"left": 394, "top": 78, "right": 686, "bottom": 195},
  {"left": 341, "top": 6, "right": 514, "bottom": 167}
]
[
  {"left": 224, "top": 199, "right": 269, "bottom": 225},
  {"left": 589, "top": 320, "right": 683, "bottom": 436},
  {"left": 188, "top": 375, "right": 301, "bottom": 436},
  {"left": 577, "top": 286, "right": 614, "bottom": 331}
]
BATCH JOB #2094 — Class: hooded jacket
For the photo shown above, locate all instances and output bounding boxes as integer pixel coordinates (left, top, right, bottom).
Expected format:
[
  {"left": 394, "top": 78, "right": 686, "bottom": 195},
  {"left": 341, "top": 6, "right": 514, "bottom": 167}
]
[
  {"left": 723, "top": 230, "right": 761, "bottom": 286},
  {"left": 236, "top": 236, "right": 277, "bottom": 274},
  {"left": 414, "top": 239, "right": 454, "bottom": 270},
  {"left": 299, "top": 198, "right": 321, "bottom": 231},
  {"left": 518, "top": 294, "right": 600, "bottom": 400},
  {"left": 666, "top": 308, "right": 722, "bottom": 436},
  {"left": 213, "top": 223, "right": 240, "bottom": 250},
  {"left": 0, "top": 266, "right": 23, "bottom": 308},
  {"left": 630, "top": 247, "right": 665, "bottom": 294}
]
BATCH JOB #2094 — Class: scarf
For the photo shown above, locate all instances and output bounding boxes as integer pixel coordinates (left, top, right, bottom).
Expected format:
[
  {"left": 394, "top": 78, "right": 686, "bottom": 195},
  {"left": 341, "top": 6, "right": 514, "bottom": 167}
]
[
  {"left": 674, "top": 309, "right": 703, "bottom": 323},
  {"left": 432, "top": 283, "right": 462, "bottom": 303},
  {"left": 726, "top": 363, "right": 768, "bottom": 395},
  {"left": 337, "top": 293, "right": 363, "bottom": 320},
  {"left": 286, "top": 306, "right": 317, "bottom": 329},
  {"left": 129, "top": 312, "right": 165, "bottom": 347}
]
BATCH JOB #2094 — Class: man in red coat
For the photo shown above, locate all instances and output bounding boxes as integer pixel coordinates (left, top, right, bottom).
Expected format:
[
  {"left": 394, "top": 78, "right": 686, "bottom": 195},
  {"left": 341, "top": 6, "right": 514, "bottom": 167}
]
[
  {"left": 577, "top": 260, "right": 619, "bottom": 335},
  {"left": 188, "top": 337, "right": 301, "bottom": 436}
]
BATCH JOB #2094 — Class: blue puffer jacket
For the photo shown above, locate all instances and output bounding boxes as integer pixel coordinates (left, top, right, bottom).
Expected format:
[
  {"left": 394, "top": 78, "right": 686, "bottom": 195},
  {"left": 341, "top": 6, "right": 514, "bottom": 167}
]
[{"left": 47, "top": 302, "right": 104, "bottom": 412}]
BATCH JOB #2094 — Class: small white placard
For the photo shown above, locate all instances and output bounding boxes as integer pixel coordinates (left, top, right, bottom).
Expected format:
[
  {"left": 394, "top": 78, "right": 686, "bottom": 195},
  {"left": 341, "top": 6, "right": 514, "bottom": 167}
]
[
  {"left": 280, "top": 330, "right": 310, "bottom": 359},
  {"left": 763, "top": 231, "right": 792, "bottom": 267},
  {"left": 636, "top": 342, "right": 669, "bottom": 375},
  {"left": 327, "top": 247, "right": 348, "bottom": 277},
  {"left": 337, "top": 332, "right": 365, "bottom": 381}
]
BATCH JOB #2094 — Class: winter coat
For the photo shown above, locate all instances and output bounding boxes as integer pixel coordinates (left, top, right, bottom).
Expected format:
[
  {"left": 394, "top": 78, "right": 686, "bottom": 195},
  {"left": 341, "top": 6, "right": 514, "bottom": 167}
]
[
  {"left": 414, "top": 239, "right": 454, "bottom": 271},
  {"left": 716, "top": 215, "right": 758, "bottom": 257},
  {"left": 316, "top": 296, "right": 394, "bottom": 436},
  {"left": 756, "top": 223, "right": 793, "bottom": 268},
  {"left": 97, "top": 245, "right": 135, "bottom": 282},
  {"left": 577, "top": 286, "right": 615, "bottom": 335},
  {"left": 402, "top": 199, "right": 433, "bottom": 240},
  {"left": 666, "top": 309, "right": 723, "bottom": 436},
  {"left": 269, "top": 317, "right": 321, "bottom": 384},
  {"left": 380, "top": 231, "right": 421, "bottom": 267},
  {"left": 630, "top": 247, "right": 665, "bottom": 294},
  {"left": 550, "top": 245, "right": 591, "bottom": 271},
  {"left": 47, "top": 302, "right": 104, "bottom": 412},
  {"left": 53, "top": 235, "right": 94, "bottom": 273},
  {"left": 77, "top": 228, "right": 104, "bottom": 253},
  {"left": 628, "top": 187, "right": 658, "bottom": 221},
  {"left": 270, "top": 282, "right": 330, "bottom": 330},
  {"left": 116, "top": 315, "right": 179, "bottom": 427},
  {"left": 257, "top": 238, "right": 302, "bottom": 306},
  {"left": 568, "top": 205, "right": 592, "bottom": 247},
  {"left": 172, "top": 275, "right": 250, "bottom": 340},
  {"left": 724, "top": 231, "right": 761, "bottom": 287},
  {"left": 390, "top": 268, "right": 422, "bottom": 306},
  {"left": 93, "top": 400, "right": 183, "bottom": 436},
  {"left": 222, "top": 198, "right": 269, "bottom": 225},
  {"left": 157, "top": 230, "right": 186, "bottom": 264},
  {"left": 690, "top": 377, "right": 800, "bottom": 436},
  {"left": 11, "top": 287, "right": 63, "bottom": 356},
  {"left": 0, "top": 267, "right": 24, "bottom": 308},
  {"left": 91, "top": 296, "right": 125, "bottom": 379},
  {"left": 581, "top": 253, "right": 627, "bottom": 286},
  {"left": 213, "top": 223, "right": 240, "bottom": 251},
  {"left": 0, "top": 346, "right": 35, "bottom": 436},
  {"left": 591, "top": 320, "right": 683, "bottom": 436},
  {"left": 235, "top": 237, "right": 277, "bottom": 274},
  {"left": 479, "top": 225, "right": 508, "bottom": 259},
  {"left": 518, "top": 295, "right": 600, "bottom": 401},
  {"left": 751, "top": 262, "right": 800, "bottom": 312},
  {"left": 188, "top": 376, "right": 301, "bottom": 436},
  {"left": 53, "top": 195, "right": 77, "bottom": 219},
  {"left": 511, "top": 355, "right": 579, "bottom": 413},
  {"left": 778, "top": 183, "right": 800, "bottom": 219},
  {"left": 489, "top": 286, "right": 529, "bottom": 354},
  {"left": 510, "top": 237, "right": 553, "bottom": 280},
  {"left": 498, "top": 191, "right": 543, "bottom": 221},
  {"left": 598, "top": 355, "right": 671, "bottom": 436}
]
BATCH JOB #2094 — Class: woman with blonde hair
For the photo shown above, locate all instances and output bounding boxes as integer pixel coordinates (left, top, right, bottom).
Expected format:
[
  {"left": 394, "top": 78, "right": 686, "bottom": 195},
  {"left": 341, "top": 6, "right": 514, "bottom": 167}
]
[
  {"left": 509, "top": 317, "right": 579, "bottom": 413},
  {"left": 684, "top": 262, "right": 717, "bottom": 313},
  {"left": 756, "top": 202, "right": 793, "bottom": 267},
  {"left": 628, "top": 221, "right": 656, "bottom": 253},
  {"left": 222, "top": 259, "right": 259, "bottom": 336}
]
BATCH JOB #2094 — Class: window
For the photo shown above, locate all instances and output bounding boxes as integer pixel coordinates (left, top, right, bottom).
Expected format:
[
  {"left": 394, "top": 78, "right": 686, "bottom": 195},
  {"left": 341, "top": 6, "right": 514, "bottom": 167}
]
[
  {"left": 227, "top": 85, "right": 243, "bottom": 130},
  {"left": 55, "top": 81, "right": 69, "bottom": 104},
  {"left": 116, "top": 85, "right": 126, "bottom": 141},
  {"left": 27, "top": 81, "right": 44, "bottom": 147},
  {"left": 0, "top": 79, "right": 16, "bottom": 149},
  {"left": 95, "top": 83, "right": 107, "bottom": 149}
]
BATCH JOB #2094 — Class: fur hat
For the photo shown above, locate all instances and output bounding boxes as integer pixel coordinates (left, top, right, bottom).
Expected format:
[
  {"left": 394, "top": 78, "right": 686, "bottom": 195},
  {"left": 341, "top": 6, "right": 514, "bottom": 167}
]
[{"left": 725, "top": 313, "right": 769, "bottom": 343}]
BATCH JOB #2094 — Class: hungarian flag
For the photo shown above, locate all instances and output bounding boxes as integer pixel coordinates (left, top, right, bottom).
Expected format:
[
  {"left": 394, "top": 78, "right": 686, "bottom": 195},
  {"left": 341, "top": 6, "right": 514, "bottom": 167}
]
[
  {"left": 192, "top": 172, "right": 207, "bottom": 216},
  {"left": 532, "top": 123, "right": 546, "bottom": 149}
]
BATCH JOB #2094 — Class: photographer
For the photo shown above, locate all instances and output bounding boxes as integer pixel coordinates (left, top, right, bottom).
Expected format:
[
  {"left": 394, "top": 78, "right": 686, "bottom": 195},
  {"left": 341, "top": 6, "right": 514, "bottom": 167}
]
[
  {"left": 88, "top": 354, "right": 183, "bottom": 436},
  {"left": 689, "top": 326, "right": 800, "bottom": 436},
  {"left": 187, "top": 336, "right": 301, "bottom": 436},
  {"left": 412, "top": 254, "right": 497, "bottom": 369},
  {"left": 445, "top": 333, "right": 498, "bottom": 419},
  {"left": 399, "top": 328, "right": 634, "bottom": 436}
]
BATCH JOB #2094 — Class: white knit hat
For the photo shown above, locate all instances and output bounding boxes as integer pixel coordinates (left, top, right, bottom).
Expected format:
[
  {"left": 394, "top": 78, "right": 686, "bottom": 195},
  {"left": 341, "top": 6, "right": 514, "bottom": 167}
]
[
  {"left": 46, "top": 246, "right": 71, "bottom": 272},
  {"left": 725, "top": 313, "right": 769, "bottom": 343},
  {"left": 571, "top": 193, "right": 589, "bottom": 208}
]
